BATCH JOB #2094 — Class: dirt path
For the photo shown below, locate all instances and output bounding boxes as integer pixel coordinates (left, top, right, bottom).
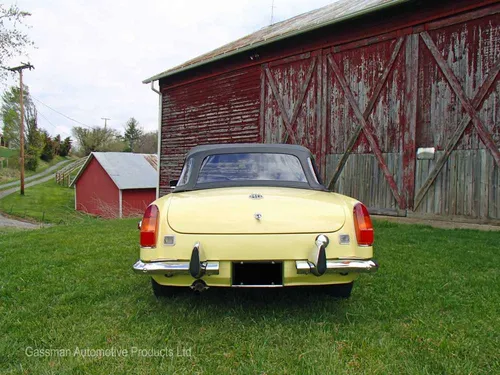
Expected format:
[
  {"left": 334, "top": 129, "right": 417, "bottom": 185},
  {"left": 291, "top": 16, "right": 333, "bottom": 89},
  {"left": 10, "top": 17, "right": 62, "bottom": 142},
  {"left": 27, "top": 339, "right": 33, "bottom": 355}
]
[
  {"left": 0, "top": 159, "right": 72, "bottom": 190},
  {"left": 0, "top": 213, "right": 38, "bottom": 229}
]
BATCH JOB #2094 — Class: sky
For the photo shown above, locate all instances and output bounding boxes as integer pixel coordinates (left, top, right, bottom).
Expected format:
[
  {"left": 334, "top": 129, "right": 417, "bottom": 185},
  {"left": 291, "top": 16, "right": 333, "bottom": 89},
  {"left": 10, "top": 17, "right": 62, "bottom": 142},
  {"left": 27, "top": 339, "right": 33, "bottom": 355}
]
[{"left": 4, "top": 0, "right": 336, "bottom": 139}]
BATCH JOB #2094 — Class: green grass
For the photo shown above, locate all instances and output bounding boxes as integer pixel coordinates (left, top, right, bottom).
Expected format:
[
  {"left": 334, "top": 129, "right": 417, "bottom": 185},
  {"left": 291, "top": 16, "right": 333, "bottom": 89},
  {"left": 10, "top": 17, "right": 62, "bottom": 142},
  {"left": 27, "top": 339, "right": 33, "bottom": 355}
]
[
  {"left": 0, "top": 219, "right": 498, "bottom": 374},
  {"left": 0, "top": 226, "right": 32, "bottom": 235},
  {"left": 0, "top": 146, "right": 18, "bottom": 158},
  {"left": 0, "top": 155, "right": 73, "bottom": 186},
  {"left": 33, "top": 156, "right": 72, "bottom": 176},
  {"left": 0, "top": 179, "right": 90, "bottom": 224}
]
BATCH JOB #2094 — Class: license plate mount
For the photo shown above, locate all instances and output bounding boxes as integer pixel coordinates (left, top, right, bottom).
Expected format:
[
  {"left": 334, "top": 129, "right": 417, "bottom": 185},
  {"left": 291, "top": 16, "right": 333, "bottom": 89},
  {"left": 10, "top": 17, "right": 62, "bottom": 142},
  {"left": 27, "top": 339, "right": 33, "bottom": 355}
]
[{"left": 232, "top": 261, "right": 283, "bottom": 287}]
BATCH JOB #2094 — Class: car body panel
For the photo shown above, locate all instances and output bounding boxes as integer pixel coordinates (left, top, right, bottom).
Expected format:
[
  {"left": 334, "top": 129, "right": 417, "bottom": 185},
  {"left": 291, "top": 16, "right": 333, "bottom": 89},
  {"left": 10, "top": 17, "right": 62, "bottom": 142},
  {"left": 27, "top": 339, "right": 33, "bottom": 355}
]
[
  {"left": 138, "top": 191, "right": 374, "bottom": 288},
  {"left": 152, "top": 264, "right": 357, "bottom": 287},
  {"left": 167, "top": 187, "right": 346, "bottom": 234}
]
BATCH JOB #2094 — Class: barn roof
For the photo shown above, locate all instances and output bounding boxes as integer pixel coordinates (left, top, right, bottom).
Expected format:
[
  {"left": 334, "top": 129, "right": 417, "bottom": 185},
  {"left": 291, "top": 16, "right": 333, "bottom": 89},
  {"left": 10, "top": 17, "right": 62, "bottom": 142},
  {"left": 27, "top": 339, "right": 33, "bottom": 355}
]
[
  {"left": 143, "top": 0, "right": 409, "bottom": 83},
  {"left": 72, "top": 152, "right": 158, "bottom": 190}
]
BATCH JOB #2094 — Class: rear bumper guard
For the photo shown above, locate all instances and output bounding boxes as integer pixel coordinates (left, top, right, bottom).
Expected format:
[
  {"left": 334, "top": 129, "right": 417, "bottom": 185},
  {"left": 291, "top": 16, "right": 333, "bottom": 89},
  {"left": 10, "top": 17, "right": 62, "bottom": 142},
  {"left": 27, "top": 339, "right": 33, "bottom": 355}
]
[{"left": 296, "top": 259, "right": 379, "bottom": 274}]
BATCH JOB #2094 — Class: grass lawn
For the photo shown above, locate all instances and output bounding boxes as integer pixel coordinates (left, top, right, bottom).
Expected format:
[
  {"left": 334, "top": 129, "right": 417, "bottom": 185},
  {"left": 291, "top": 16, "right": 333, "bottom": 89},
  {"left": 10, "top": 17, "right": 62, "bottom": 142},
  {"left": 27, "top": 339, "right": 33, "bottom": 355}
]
[
  {"left": 0, "top": 146, "right": 18, "bottom": 158},
  {"left": 0, "top": 219, "right": 498, "bottom": 374},
  {"left": 0, "top": 155, "right": 73, "bottom": 186},
  {"left": 0, "top": 179, "right": 91, "bottom": 224}
]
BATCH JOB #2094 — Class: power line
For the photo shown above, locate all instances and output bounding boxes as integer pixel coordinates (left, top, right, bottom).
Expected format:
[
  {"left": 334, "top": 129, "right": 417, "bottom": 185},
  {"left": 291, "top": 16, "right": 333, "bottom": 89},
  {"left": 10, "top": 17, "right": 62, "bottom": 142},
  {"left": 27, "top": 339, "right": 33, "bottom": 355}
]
[
  {"left": 36, "top": 109, "right": 57, "bottom": 130},
  {"left": 36, "top": 107, "right": 71, "bottom": 137},
  {"left": 31, "top": 95, "right": 93, "bottom": 128}
]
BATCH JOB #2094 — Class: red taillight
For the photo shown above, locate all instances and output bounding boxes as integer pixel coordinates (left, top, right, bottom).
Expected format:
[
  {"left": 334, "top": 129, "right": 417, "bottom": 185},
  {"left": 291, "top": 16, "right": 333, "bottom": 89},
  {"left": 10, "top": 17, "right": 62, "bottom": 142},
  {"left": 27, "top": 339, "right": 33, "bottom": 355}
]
[
  {"left": 140, "top": 204, "right": 159, "bottom": 248},
  {"left": 353, "top": 203, "right": 374, "bottom": 246}
]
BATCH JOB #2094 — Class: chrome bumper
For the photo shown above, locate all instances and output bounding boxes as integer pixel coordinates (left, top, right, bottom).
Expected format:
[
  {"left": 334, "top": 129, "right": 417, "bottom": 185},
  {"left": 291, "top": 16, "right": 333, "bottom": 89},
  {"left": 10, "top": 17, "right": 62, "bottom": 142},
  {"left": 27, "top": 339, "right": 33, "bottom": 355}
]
[
  {"left": 296, "top": 259, "right": 379, "bottom": 274},
  {"left": 133, "top": 259, "right": 378, "bottom": 277},
  {"left": 132, "top": 260, "right": 220, "bottom": 276}
]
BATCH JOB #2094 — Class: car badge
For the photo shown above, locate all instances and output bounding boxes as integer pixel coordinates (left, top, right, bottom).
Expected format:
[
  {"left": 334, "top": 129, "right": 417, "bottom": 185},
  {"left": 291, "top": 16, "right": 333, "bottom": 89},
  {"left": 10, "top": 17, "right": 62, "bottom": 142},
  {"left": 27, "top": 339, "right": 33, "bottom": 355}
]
[
  {"left": 254, "top": 213, "right": 262, "bottom": 220},
  {"left": 249, "top": 193, "right": 263, "bottom": 200}
]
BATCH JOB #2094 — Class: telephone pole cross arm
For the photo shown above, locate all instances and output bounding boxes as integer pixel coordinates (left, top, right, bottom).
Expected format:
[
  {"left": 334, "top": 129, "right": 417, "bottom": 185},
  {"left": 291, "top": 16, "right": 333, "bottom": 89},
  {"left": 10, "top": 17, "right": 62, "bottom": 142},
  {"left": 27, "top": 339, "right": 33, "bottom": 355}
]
[
  {"left": 101, "top": 117, "right": 111, "bottom": 128},
  {"left": 8, "top": 62, "right": 35, "bottom": 195}
]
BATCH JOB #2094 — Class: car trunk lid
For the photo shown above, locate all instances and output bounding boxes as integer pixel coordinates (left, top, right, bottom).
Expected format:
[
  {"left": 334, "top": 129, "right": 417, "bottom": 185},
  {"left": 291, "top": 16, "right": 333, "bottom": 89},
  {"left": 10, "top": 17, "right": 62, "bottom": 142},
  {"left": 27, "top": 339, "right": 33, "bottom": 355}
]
[{"left": 167, "top": 187, "right": 345, "bottom": 234}]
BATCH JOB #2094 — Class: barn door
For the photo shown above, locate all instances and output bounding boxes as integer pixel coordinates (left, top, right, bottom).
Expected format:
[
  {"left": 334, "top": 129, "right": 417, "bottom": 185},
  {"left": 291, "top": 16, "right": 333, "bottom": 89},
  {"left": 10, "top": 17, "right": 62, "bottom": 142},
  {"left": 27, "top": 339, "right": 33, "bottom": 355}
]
[
  {"left": 261, "top": 51, "right": 324, "bottom": 177},
  {"left": 324, "top": 35, "right": 413, "bottom": 215},
  {"left": 412, "top": 8, "right": 500, "bottom": 220}
]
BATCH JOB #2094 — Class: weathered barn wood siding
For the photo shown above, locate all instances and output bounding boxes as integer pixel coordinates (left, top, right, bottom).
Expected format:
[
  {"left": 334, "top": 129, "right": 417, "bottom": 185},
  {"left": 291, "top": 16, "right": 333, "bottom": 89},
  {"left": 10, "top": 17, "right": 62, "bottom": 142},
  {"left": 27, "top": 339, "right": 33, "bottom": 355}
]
[
  {"left": 414, "top": 150, "right": 499, "bottom": 220},
  {"left": 326, "top": 153, "right": 404, "bottom": 215},
  {"left": 262, "top": 52, "right": 324, "bottom": 171},
  {"left": 324, "top": 5, "right": 500, "bottom": 221},
  {"left": 158, "top": 1, "right": 500, "bottom": 222},
  {"left": 323, "top": 35, "right": 409, "bottom": 213},
  {"left": 411, "top": 9, "right": 500, "bottom": 221},
  {"left": 159, "top": 67, "right": 261, "bottom": 196}
]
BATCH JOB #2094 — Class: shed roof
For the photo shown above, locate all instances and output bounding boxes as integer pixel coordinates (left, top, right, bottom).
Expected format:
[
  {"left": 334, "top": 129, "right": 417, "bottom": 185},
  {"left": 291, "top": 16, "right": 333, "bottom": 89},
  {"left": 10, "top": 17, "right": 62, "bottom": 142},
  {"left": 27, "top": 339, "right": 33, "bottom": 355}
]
[
  {"left": 143, "top": 0, "right": 409, "bottom": 83},
  {"left": 72, "top": 152, "right": 158, "bottom": 190}
]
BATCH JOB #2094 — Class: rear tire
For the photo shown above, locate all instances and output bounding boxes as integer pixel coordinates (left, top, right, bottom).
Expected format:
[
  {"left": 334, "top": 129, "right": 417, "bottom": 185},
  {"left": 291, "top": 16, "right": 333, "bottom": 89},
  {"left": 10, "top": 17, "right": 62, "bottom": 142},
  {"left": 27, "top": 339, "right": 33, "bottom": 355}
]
[
  {"left": 326, "top": 282, "right": 354, "bottom": 298},
  {"left": 151, "top": 278, "right": 177, "bottom": 298}
]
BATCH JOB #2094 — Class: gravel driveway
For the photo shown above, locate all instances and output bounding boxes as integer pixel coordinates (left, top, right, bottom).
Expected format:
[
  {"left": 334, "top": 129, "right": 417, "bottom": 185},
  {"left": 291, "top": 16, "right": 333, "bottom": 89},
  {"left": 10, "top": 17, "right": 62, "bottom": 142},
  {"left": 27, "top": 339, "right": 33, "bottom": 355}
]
[
  {"left": 0, "top": 213, "right": 38, "bottom": 229},
  {"left": 0, "top": 159, "right": 71, "bottom": 190}
]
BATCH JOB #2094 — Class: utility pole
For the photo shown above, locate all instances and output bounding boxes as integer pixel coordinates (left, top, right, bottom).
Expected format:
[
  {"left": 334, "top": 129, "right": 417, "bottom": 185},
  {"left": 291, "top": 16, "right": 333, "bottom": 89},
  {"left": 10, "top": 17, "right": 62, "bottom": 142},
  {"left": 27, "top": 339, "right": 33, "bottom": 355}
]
[
  {"left": 101, "top": 117, "right": 111, "bottom": 128},
  {"left": 270, "top": 0, "right": 276, "bottom": 25},
  {"left": 8, "top": 62, "right": 34, "bottom": 195}
]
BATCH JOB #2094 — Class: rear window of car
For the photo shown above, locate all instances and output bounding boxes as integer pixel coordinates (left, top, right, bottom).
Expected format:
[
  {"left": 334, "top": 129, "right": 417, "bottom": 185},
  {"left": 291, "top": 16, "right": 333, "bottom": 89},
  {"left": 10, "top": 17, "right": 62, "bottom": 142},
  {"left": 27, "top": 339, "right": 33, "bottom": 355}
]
[
  {"left": 196, "top": 153, "right": 307, "bottom": 184},
  {"left": 177, "top": 157, "right": 193, "bottom": 186}
]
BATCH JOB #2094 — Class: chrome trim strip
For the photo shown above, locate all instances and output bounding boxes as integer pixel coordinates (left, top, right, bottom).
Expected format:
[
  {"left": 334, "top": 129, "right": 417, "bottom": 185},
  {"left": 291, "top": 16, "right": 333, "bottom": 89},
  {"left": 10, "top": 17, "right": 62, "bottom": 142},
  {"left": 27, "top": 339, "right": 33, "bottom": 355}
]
[
  {"left": 231, "top": 285, "right": 284, "bottom": 288},
  {"left": 133, "top": 260, "right": 219, "bottom": 276},
  {"left": 296, "top": 259, "right": 379, "bottom": 274}
]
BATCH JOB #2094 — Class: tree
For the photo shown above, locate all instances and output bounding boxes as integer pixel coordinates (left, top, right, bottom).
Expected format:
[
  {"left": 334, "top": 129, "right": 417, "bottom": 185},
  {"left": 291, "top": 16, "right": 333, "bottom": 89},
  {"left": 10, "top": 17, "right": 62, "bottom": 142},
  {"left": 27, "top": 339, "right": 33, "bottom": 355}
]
[
  {"left": 1, "top": 84, "right": 42, "bottom": 157},
  {"left": 59, "top": 137, "right": 72, "bottom": 157},
  {"left": 0, "top": 4, "right": 34, "bottom": 82},
  {"left": 1, "top": 104, "right": 18, "bottom": 147},
  {"left": 1, "top": 85, "right": 31, "bottom": 148},
  {"left": 40, "top": 130, "right": 55, "bottom": 162},
  {"left": 53, "top": 134, "right": 61, "bottom": 155},
  {"left": 24, "top": 107, "right": 42, "bottom": 171},
  {"left": 72, "top": 126, "right": 125, "bottom": 155},
  {"left": 24, "top": 95, "right": 40, "bottom": 149},
  {"left": 124, "top": 117, "right": 143, "bottom": 152},
  {"left": 135, "top": 131, "right": 158, "bottom": 154}
]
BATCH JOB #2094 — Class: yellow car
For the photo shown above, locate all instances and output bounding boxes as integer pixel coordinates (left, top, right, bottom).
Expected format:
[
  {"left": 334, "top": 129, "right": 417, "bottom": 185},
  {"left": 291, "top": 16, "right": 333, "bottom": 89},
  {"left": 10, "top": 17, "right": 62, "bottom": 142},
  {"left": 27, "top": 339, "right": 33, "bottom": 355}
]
[{"left": 133, "top": 144, "right": 378, "bottom": 298}]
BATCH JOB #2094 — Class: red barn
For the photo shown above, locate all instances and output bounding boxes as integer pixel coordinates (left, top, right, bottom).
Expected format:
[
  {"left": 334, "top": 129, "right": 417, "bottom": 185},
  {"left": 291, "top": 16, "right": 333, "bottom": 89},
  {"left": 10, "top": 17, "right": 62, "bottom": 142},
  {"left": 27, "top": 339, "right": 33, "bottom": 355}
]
[
  {"left": 71, "top": 152, "right": 158, "bottom": 218},
  {"left": 144, "top": 0, "right": 500, "bottom": 224}
]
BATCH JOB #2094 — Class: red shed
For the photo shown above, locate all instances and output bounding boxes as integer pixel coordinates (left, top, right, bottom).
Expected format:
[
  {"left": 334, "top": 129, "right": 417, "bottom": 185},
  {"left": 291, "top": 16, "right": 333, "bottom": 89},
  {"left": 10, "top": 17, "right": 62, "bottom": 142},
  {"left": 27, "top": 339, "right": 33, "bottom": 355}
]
[
  {"left": 71, "top": 152, "right": 157, "bottom": 218},
  {"left": 144, "top": 0, "right": 500, "bottom": 224}
]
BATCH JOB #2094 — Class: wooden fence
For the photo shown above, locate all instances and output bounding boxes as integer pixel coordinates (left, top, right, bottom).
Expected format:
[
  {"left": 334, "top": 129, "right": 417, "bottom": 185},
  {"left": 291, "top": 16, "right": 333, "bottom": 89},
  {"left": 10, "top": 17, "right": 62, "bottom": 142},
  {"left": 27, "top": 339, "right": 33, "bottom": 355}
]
[{"left": 55, "top": 157, "right": 87, "bottom": 187}]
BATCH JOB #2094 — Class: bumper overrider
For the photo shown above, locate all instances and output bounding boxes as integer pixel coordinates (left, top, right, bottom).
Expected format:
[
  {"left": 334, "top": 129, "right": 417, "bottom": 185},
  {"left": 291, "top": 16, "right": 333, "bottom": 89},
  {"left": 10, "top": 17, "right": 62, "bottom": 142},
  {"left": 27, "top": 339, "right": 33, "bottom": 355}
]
[{"left": 133, "top": 235, "right": 379, "bottom": 278}]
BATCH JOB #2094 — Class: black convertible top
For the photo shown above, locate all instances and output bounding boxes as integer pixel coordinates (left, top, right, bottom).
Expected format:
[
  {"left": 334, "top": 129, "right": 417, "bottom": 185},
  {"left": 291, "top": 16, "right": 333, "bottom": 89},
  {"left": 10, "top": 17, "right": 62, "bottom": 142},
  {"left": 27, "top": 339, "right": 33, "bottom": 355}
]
[
  {"left": 187, "top": 143, "right": 311, "bottom": 157},
  {"left": 174, "top": 143, "right": 326, "bottom": 192}
]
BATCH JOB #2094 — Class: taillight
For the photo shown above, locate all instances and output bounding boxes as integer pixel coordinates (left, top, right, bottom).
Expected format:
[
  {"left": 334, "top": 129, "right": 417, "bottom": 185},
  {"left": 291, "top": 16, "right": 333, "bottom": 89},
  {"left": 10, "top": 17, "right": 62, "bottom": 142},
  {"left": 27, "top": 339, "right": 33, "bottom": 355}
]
[
  {"left": 140, "top": 204, "right": 159, "bottom": 248},
  {"left": 353, "top": 203, "right": 374, "bottom": 246}
]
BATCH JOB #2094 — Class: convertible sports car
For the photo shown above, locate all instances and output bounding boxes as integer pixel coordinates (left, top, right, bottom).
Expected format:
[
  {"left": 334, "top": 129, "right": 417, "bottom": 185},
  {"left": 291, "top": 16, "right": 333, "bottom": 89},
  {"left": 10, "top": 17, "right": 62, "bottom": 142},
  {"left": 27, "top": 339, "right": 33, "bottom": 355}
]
[{"left": 133, "top": 144, "right": 378, "bottom": 298}]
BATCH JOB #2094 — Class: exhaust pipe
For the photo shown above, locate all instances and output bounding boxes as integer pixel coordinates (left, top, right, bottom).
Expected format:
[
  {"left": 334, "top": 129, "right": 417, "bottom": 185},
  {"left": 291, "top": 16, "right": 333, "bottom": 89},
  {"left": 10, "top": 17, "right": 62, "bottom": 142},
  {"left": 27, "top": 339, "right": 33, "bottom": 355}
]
[{"left": 190, "top": 280, "right": 209, "bottom": 293}]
